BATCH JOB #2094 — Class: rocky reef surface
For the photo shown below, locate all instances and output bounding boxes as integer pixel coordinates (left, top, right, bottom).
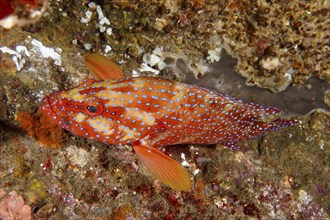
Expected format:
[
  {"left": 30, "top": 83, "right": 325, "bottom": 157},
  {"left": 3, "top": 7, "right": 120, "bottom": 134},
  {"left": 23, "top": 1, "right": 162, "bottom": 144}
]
[{"left": 0, "top": 0, "right": 329, "bottom": 219}]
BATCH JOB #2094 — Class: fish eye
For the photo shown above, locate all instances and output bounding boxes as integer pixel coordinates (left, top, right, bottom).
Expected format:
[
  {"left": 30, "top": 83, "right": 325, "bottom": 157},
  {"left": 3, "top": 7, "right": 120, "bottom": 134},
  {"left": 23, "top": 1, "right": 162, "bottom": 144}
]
[
  {"left": 82, "top": 96, "right": 103, "bottom": 116},
  {"left": 86, "top": 105, "right": 98, "bottom": 113}
]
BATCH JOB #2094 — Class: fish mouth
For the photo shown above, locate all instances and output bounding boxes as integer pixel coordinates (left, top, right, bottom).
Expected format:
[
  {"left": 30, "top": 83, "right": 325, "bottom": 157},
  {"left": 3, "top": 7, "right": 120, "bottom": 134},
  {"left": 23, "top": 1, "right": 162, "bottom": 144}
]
[
  {"left": 40, "top": 92, "right": 83, "bottom": 132},
  {"left": 40, "top": 92, "right": 68, "bottom": 118}
]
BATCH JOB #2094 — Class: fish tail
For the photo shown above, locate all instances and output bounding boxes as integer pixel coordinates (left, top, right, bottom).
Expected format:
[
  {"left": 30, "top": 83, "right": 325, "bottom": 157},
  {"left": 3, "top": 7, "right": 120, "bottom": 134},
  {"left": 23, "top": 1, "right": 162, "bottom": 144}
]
[
  {"left": 253, "top": 118, "right": 298, "bottom": 133},
  {"left": 266, "top": 118, "right": 298, "bottom": 132}
]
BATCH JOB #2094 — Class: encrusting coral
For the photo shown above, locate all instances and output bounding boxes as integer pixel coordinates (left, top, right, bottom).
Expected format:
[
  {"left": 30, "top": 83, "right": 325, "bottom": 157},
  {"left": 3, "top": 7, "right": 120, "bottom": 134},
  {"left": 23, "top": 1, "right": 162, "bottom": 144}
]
[{"left": 0, "top": 189, "right": 32, "bottom": 220}]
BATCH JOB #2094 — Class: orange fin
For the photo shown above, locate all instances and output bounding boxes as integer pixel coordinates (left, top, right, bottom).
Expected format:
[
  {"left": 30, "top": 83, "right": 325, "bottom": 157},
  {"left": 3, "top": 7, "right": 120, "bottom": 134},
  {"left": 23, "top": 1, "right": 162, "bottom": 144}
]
[
  {"left": 133, "top": 144, "right": 191, "bottom": 191},
  {"left": 85, "top": 53, "right": 125, "bottom": 80}
]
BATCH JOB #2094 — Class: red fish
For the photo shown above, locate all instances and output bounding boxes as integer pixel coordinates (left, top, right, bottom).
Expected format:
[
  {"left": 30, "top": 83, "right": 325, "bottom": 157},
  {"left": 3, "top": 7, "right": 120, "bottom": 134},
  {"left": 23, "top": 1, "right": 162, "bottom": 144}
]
[{"left": 39, "top": 54, "right": 296, "bottom": 191}]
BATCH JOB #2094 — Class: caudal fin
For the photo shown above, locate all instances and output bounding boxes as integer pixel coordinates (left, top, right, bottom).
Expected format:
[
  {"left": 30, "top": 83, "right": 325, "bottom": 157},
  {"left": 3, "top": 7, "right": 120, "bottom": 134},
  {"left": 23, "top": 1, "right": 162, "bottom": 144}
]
[{"left": 264, "top": 118, "right": 298, "bottom": 132}]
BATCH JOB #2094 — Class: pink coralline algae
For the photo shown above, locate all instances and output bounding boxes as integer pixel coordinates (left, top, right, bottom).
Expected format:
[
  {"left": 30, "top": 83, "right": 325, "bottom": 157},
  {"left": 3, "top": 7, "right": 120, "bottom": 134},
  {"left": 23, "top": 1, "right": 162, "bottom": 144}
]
[{"left": 0, "top": 189, "right": 32, "bottom": 220}]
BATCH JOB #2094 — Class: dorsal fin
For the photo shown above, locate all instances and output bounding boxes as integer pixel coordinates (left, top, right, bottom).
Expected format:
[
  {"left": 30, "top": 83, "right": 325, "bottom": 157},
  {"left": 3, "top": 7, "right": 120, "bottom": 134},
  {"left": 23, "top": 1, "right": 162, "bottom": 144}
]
[{"left": 85, "top": 53, "right": 125, "bottom": 80}]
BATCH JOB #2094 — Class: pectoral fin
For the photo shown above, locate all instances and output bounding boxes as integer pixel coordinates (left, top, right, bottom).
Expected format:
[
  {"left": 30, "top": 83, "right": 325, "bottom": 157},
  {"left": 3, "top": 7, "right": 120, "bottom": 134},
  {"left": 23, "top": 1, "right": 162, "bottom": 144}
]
[
  {"left": 133, "top": 144, "right": 191, "bottom": 191},
  {"left": 85, "top": 53, "right": 125, "bottom": 80}
]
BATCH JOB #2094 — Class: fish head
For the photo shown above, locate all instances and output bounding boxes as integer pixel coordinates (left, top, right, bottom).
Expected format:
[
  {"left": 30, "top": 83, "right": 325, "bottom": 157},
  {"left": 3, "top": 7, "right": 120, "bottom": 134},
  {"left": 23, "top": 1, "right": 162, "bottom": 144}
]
[{"left": 39, "top": 85, "right": 107, "bottom": 138}]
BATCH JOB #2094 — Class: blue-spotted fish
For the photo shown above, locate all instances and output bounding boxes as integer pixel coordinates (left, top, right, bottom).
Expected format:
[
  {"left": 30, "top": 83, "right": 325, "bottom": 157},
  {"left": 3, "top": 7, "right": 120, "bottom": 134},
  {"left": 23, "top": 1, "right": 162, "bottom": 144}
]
[{"left": 39, "top": 54, "right": 297, "bottom": 191}]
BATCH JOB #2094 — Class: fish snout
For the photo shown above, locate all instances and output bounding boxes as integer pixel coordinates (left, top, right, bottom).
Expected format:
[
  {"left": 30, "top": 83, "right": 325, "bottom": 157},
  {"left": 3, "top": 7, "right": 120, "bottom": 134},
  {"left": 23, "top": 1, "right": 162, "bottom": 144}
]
[{"left": 40, "top": 92, "right": 66, "bottom": 117}]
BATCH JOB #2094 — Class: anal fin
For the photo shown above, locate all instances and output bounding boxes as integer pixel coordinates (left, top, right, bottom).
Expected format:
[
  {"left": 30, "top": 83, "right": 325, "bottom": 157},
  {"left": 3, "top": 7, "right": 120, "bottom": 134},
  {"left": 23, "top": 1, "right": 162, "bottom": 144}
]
[{"left": 133, "top": 144, "right": 191, "bottom": 191}]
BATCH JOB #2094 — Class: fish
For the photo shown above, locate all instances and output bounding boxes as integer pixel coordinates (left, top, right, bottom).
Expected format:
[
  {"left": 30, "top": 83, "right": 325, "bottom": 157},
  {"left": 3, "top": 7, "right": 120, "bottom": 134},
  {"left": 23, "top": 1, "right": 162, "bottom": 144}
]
[{"left": 39, "top": 54, "right": 297, "bottom": 191}]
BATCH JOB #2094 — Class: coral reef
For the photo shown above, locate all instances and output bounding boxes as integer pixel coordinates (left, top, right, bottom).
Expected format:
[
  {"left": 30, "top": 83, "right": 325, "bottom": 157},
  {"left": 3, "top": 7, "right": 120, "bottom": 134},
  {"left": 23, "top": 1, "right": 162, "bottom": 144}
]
[
  {"left": 67, "top": 0, "right": 329, "bottom": 92},
  {"left": 0, "top": 0, "right": 329, "bottom": 219}
]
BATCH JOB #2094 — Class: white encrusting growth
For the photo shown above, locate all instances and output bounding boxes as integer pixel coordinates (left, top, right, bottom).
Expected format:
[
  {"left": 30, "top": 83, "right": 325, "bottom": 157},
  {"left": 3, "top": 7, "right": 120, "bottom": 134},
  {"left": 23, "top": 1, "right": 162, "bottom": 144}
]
[
  {"left": 139, "top": 63, "right": 160, "bottom": 75},
  {"left": 84, "top": 43, "right": 92, "bottom": 50},
  {"left": 104, "top": 45, "right": 112, "bottom": 53},
  {"left": 0, "top": 46, "right": 30, "bottom": 71},
  {"left": 95, "top": 4, "right": 112, "bottom": 35},
  {"left": 80, "top": 2, "right": 111, "bottom": 33},
  {"left": 30, "top": 39, "right": 62, "bottom": 66},
  {"left": 80, "top": 10, "right": 93, "bottom": 23},
  {"left": 139, "top": 46, "right": 166, "bottom": 75},
  {"left": 0, "top": 38, "right": 62, "bottom": 71},
  {"left": 207, "top": 47, "right": 222, "bottom": 62}
]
